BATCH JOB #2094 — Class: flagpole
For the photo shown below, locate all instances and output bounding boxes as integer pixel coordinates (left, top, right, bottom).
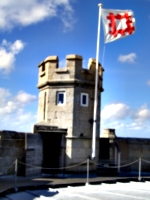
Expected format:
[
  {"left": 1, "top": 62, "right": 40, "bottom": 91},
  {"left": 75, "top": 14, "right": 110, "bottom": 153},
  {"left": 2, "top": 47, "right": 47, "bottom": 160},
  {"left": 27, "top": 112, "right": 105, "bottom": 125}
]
[{"left": 91, "top": 3, "right": 102, "bottom": 159}]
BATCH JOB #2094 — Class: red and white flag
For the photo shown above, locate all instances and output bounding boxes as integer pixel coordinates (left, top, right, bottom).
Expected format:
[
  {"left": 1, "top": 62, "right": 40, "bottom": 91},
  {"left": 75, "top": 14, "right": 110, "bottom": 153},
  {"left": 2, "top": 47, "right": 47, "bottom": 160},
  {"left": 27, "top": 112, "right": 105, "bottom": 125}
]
[{"left": 101, "top": 9, "right": 136, "bottom": 43}]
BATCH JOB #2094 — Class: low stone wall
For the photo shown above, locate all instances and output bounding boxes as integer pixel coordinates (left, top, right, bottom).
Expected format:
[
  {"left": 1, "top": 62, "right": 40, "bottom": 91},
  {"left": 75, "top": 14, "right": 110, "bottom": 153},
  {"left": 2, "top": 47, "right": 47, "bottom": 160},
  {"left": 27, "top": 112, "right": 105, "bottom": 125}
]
[
  {"left": 24, "top": 133, "right": 42, "bottom": 176},
  {"left": 0, "top": 130, "right": 43, "bottom": 177},
  {"left": 116, "top": 137, "right": 150, "bottom": 172},
  {"left": 99, "top": 134, "right": 150, "bottom": 174},
  {"left": 0, "top": 130, "right": 25, "bottom": 176},
  {"left": 65, "top": 137, "right": 99, "bottom": 172}
]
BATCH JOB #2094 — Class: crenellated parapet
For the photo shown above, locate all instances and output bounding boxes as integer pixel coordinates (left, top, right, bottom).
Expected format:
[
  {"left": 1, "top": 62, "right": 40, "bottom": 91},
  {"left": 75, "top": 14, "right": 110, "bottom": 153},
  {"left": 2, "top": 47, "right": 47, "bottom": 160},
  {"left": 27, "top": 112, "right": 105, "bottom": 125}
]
[{"left": 37, "top": 54, "right": 104, "bottom": 91}]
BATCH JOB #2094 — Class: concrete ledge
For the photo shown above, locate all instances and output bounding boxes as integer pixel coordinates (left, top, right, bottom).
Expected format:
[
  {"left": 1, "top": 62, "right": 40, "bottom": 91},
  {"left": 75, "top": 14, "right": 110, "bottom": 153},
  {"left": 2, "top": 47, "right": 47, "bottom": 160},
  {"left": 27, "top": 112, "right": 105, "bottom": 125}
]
[
  {"left": 38, "top": 56, "right": 58, "bottom": 67},
  {"left": 44, "top": 56, "right": 58, "bottom": 62},
  {"left": 66, "top": 54, "right": 82, "bottom": 60},
  {"left": 37, "top": 79, "right": 96, "bottom": 89},
  {"left": 55, "top": 68, "right": 68, "bottom": 73},
  {"left": 0, "top": 175, "right": 148, "bottom": 196}
]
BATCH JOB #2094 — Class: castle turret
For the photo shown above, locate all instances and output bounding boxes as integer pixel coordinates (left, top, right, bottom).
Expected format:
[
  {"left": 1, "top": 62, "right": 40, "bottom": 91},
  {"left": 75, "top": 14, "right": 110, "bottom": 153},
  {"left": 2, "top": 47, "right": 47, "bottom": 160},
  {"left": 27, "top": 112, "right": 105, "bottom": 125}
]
[{"left": 36, "top": 54, "right": 104, "bottom": 171}]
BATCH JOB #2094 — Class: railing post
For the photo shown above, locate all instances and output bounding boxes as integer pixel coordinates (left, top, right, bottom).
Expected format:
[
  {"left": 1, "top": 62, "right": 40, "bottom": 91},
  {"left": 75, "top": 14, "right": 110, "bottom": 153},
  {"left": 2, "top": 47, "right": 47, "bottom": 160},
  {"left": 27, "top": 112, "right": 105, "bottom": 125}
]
[
  {"left": 86, "top": 158, "right": 89, "bottom": 185},
  {"left": 117, "top": 152, "right": 121, "bottom": 173},
  {"left": 138, "top": 157, "right": 141, "bottom": 181},
  {"left": 14, "top": 159, "right": 18, "bottom": 191}
]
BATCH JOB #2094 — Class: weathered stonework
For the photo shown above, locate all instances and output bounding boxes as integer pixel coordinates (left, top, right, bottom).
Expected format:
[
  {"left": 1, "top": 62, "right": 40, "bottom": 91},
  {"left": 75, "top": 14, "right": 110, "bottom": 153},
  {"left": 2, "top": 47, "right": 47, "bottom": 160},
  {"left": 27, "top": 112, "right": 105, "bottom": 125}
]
[
  {"left": 100, "top": 129, "right": 150, "bottom": 173},
  {"left": 36, "top": 54, "right": 104, "bottom": 171},
  {"left": 0, "top": 131, "right": 42, "bottom": 177},
  {"left": 0, "top": 131, "right": 25, "bottom": 175},
  {"left": 24, "top": 133, "right": 42, "bottom": 176}
]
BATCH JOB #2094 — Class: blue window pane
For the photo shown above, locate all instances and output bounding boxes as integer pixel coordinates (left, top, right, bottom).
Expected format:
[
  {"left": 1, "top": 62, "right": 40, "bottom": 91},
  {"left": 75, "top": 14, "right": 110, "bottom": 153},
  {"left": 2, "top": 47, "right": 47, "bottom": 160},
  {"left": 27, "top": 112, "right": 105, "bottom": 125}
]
[
  {"left": 58, "top": 93, "right": 64, "bottom": 104},
  {"left": 82, "top": 95, "right": 86, "bottom": 105}
]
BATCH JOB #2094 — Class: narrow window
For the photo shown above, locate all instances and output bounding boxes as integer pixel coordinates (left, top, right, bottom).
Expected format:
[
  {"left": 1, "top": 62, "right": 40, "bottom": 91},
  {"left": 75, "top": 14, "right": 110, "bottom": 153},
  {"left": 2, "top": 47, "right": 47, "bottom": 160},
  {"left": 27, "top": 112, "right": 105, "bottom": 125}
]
[
  {"left": 81, "top": 93, "right": 89, "bottom": 107},
  {"left": 40, "top": 64, "right": 46, "bottom": 77},
  {"left": 57, "top": 92, "right": 65, "bottom": 105},
  {"left": 42, "top": 64, "right": 45, "bottom": 72},
  {"left": 43, "top": 92, "right": 46, "bottom": 120}
]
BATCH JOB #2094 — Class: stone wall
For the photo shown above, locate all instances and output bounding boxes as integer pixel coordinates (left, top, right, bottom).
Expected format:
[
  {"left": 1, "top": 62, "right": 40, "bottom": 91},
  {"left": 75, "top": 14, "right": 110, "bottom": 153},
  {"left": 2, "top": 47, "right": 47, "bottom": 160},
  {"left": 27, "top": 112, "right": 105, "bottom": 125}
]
[
  {"left": 38, "top": 86, "right": 74, "bottom": 136},
  {"left": 100, "top": 129, "right": 150, "bottom": 173},
  {"left": 115, "top": 137, "right": 150, "bottom": 172},
  {"left": 0, "top": 131, "right": 43, "bottom": 177},
  {"left": 24, "top": 133, "right": 42, "bottom": 177},
  {"left": 0, "top": 131, "right": 25, "bottom": 176},
  {"left": 65, "top": 138, "right": 99, "bottom": 172}
]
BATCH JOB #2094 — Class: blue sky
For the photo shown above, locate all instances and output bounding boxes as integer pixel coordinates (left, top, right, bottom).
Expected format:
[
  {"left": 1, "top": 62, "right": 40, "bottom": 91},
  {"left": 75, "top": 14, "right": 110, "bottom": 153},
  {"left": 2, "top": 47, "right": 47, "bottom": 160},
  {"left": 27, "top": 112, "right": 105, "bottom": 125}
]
[{"left": 0, "top": 0, "right": 150, "bottom": 138}]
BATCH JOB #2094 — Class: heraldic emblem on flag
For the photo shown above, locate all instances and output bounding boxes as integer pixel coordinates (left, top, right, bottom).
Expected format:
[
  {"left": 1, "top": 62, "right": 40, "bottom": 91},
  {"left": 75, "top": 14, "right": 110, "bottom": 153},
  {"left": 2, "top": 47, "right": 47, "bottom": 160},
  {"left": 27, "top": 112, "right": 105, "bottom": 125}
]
[{"left": 101, "top": 9, "right": 136, "bottom": 43}]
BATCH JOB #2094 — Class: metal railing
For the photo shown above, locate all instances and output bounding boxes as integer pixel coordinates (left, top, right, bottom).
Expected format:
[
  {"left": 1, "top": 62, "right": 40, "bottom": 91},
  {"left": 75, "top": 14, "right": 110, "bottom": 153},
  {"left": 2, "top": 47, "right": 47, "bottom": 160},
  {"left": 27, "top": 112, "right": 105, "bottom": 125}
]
[{"left": 1, "top": 157, "right": 150, "bottom": 190}]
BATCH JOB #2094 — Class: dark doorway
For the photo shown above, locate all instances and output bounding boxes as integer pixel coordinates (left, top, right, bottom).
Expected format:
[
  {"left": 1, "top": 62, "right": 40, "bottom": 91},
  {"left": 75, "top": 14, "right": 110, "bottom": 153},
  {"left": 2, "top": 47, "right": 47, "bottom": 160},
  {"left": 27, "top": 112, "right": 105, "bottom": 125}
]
[
  {"left": 99, "top": 138, "right": 109, "bottom": 159},
  {"left": 41, "top": 132, "right": 63, "bottom": 174}
]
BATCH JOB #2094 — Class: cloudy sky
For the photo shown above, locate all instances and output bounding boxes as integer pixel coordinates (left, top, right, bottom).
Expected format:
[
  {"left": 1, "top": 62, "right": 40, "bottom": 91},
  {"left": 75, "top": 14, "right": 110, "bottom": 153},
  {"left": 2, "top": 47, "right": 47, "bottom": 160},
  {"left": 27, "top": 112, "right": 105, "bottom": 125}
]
[{"left": 0, "top": 0, "right": 150, "bottom": 138}]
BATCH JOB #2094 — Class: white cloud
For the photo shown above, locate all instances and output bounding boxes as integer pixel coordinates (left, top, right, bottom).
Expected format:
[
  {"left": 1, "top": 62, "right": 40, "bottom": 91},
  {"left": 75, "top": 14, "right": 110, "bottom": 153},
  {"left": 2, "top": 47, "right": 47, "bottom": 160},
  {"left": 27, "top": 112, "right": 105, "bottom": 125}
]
[
  {"left": 118, "top": 53, "right": 137, "bottom": 63},
  {"left": 147, "top": 80, "right": 150, "bottom": 86},
  {"left": 137, "top": 108, "right": 150, "bottom": 119},
  {"left": 10, "top": 40, "right": 24, "bottom": 54},
  {"left": 132, "top": 105, "right": 150, "bottom": 122},
  {"left": 0, "top": 88, "right": 11, "bottom": 99},
  {"left": 15, "top": 91, "right": 37, "bottom": 104},
  {"left": 0, "top": 0, "right": 75, "bottom": 31},
  {"left": 101, "top": 103, "right": 150, "bottom": 137},
  {"left": 101, "top": 103, "right": 130, "bottom": 120},
  {"left": 0, "top": 88, "right": 37, "bottom": 132},
  {"left": 0, "top": 39, "right": 25, "bottom": 74}
]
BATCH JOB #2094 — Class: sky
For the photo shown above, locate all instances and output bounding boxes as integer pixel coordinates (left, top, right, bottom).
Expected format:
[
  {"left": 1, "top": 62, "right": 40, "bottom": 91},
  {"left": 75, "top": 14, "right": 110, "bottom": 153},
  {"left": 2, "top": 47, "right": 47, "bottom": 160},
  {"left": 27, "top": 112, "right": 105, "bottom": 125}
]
[{"left": 0, "top": 0, "right": 150, "bottom": 138}]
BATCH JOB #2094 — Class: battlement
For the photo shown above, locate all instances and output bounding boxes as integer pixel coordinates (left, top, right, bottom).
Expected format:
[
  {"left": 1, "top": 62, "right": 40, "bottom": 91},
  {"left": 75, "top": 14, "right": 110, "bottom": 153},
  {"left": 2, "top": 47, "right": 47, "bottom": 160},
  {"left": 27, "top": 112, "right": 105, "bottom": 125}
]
[{"left": 37, "top": 54, "right": 104, "bottom": 89}]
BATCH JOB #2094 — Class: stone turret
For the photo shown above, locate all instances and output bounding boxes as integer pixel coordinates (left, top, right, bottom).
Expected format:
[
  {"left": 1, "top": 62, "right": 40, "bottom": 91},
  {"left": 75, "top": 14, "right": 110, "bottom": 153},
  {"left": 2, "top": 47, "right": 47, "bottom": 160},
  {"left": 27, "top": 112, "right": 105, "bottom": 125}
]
[{"left": 36, "top": 54, "right": 104, "bottom": 171}]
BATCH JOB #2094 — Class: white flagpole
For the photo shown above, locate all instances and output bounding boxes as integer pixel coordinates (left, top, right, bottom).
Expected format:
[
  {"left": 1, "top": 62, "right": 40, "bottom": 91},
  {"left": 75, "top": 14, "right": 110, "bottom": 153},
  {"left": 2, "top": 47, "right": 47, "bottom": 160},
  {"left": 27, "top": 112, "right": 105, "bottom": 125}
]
[{"left": 91, "top": 3, "right": 102, "bottom": 159}]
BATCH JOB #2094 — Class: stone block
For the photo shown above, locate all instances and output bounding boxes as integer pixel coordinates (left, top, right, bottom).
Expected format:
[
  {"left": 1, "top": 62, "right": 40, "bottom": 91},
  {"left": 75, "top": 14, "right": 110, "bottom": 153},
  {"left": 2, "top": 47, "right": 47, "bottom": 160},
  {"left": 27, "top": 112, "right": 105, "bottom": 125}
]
[
  {"left": 72, "top": 148, "right": 91, "bottom": 159},
  {"left": 25, "top": 168, "right": 41, "bottom": 177},
  {"left": 1, "top": 139, "right": 14, "bottom": 147},
  {"left": 0, "top": 147, "right": 10, "bottom": 157}
]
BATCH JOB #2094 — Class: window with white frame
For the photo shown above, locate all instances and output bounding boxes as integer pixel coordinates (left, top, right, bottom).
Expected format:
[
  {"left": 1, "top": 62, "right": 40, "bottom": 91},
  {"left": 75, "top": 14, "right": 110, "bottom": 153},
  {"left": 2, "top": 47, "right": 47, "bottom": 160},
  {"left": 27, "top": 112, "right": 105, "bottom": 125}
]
[
  {"left": 80, "top": 93, "right": 89, "bottom": 107},
  {"left": 57, "top": 91, "right": 66, "bottom": 105}
]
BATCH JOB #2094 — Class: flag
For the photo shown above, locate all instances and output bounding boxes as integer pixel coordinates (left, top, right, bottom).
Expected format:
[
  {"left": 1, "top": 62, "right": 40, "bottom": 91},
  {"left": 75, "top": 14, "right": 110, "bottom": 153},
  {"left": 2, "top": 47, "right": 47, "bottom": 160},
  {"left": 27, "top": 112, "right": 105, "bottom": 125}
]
[{"left": 101, "top": 9, "right": 136, "bottom": 43}]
